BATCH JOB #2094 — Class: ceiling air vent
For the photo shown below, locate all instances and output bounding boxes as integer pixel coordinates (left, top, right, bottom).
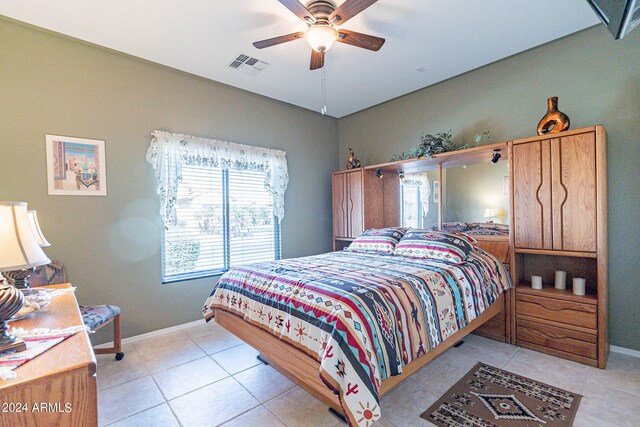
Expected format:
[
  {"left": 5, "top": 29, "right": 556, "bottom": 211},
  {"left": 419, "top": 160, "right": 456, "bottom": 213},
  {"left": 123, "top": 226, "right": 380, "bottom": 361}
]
[{"left": 228, "top": 53, "right": 269, "bottom": 76}]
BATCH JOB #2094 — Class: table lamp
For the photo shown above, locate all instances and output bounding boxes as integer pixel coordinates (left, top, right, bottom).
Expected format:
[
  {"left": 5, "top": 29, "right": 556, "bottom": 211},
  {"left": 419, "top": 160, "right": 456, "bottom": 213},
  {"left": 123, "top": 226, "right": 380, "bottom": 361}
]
[
  {"left": 0, "top": 202, "right": 51, "bottom": 354},
  {"left": 2, "top": 207, "right": 51, "bottom": 291},
  {"left": 484, "top": 208, "right": 496, "bottom": 222},
  {"left": 27, "top": 210, "right": 51, "bottom": 248}
]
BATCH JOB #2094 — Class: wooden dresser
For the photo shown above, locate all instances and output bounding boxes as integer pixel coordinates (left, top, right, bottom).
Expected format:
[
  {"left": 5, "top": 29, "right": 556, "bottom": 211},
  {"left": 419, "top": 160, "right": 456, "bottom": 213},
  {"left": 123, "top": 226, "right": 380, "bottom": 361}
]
[{"left": 0, "top": 283, "right": 98, "bottom": 427}]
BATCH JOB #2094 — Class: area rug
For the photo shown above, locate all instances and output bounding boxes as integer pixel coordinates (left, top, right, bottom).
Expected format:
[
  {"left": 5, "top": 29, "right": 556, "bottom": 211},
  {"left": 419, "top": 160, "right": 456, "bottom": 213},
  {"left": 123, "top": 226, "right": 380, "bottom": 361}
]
[{"left": 421, "top": 363, "right": 581, "bottom": 427}]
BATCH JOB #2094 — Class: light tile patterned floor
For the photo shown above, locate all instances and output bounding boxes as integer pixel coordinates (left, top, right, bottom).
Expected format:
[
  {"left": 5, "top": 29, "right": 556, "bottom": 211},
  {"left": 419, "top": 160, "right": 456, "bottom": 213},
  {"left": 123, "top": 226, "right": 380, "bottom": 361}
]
[{"left": 97, "top": 322, "right": 640, "bottom": 426}]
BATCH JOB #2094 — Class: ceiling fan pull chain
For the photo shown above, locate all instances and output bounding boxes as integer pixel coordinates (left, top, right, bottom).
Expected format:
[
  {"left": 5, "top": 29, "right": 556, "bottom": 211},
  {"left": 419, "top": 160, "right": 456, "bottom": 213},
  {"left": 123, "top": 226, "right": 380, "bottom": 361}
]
[{"left": 321, "top": 63, "right": 328, "bottom": 115}]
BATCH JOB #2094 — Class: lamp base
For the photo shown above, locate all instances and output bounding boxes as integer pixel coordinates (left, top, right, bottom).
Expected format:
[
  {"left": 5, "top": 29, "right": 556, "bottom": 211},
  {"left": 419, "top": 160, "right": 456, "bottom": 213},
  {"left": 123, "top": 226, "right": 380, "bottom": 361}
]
[
  {"left": 0, "top": 284, "right": 27, "bottom": 355},
  {"left": 3, "top": 268, "right": 35, "bottom": 294}
]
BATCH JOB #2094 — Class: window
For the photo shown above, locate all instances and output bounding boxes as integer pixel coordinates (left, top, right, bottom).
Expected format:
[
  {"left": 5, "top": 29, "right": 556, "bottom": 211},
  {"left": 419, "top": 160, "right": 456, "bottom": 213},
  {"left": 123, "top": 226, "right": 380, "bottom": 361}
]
[
  {"left": 401, "top": 183, "right": 423, "bottom": 229},
  {"left": 147, "top": 130, "right": 288, "bottom": 283},
  {"left": 162, "top": 167, "right": 281, "bottom": 283}
]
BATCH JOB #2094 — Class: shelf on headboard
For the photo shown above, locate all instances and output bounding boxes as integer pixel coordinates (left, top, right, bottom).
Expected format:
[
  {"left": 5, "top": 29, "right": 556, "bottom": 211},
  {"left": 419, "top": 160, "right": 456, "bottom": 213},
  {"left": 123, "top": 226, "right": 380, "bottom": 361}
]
[{"left": 362, "top": 142, "right": 509, "bottom": 173}]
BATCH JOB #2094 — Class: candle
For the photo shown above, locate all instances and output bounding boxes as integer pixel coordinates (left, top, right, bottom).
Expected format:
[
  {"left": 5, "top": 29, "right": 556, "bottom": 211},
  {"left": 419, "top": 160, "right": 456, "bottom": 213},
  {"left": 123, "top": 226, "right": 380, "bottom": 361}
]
[
  {"left": 531, "top": 275, "right": 543, "bottom": 290},
  {"left": 573, "top": 278, "right": 586, "bottom": 296},
  {"left": 555, "top": 270, "right": 567, "bottom": 290}
]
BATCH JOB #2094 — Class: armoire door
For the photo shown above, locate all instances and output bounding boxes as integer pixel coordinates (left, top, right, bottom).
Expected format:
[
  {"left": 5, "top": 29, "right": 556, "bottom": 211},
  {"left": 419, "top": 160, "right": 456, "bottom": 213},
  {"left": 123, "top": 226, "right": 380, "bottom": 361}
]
[
  {"left": 332, "top": 173, "right": 348, "bottom": 238},
  {"left": 347, "top": 171, "right": 364, "bottom": 237},
  {"left": 513, "top": 139, "right": 553, "bottom": 249},
  {"left": 551, "top": 133, "right": 597, "bottom": 252}
]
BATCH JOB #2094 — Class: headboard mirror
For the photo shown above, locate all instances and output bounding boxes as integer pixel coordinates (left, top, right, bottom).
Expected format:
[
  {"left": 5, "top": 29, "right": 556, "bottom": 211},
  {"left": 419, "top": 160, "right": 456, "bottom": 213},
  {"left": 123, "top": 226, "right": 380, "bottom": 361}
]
[
  {"left": 442, "top": 160, "right": 509, "bottom": 226},
  {"left": 399, "top": 170, "right": 439, "bottom": 229},
  {"left": 398, "top": 154, "right": 510, "bottom": 234}
]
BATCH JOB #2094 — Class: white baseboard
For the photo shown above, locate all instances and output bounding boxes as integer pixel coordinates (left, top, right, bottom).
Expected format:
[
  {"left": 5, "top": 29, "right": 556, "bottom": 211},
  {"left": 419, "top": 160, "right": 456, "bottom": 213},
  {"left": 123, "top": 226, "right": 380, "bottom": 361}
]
[
  {"left": 93, "top": 318, "right": 206, "bottom": 349},
  {"left": 610, "top": 345, "right": 640, "bottom": 359}
]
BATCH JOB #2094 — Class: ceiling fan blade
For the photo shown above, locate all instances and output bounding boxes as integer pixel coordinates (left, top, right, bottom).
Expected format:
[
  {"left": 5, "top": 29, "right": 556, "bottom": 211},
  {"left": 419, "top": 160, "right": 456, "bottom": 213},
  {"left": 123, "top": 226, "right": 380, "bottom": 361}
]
[
  {"left": 253, "top": 32, "right": 304, "bottom": 49},
  {"left": 337, "top": 29, "right": 385, "bottom": 51},
  {"left": 310, "top": 50, "right": 325, "bottom": 70},
  {"left": 329, "top": 0, "right": 379, "bottom": 25},
  {"left": 276, "top": 0, "right": 315, "bottom": 23}
]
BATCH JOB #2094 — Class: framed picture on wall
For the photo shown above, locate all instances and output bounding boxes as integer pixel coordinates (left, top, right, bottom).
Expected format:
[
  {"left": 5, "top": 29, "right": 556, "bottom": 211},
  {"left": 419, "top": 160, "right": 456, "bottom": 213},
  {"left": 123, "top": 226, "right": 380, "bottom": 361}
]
[
  {"left": 433, "top": 180, "right": 440, "bottom": 203},
  {"left": 45, "top": 134, "right": 107, "bottom": 196}
]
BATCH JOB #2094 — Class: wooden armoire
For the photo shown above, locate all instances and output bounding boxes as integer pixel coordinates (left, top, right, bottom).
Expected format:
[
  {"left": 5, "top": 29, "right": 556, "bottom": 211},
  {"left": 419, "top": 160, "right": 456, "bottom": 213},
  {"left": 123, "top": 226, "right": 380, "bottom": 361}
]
[
  {"left": 510, "top": 125, "right": 608, "bottom": 368},
  {"left": 332, "top": 168, "right": 400, "bottom": 250}
]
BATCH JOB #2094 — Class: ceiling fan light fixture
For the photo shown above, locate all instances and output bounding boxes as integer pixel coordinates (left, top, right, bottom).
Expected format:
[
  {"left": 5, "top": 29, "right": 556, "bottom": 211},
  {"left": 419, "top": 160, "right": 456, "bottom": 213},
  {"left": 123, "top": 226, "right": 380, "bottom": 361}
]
[{"left": 305, "top": 25, "right": 339, "bottom": 52}]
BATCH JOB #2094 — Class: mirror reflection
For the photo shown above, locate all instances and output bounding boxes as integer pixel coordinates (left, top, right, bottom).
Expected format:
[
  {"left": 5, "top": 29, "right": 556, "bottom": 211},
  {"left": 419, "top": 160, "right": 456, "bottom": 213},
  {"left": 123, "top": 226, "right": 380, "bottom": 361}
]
[
  {"left": 400, "top": 161, "right": 509, "bottom": 234},
  {"left": 443, "top": 161, "right": 509, "bottom": 225},
  {"left": 400, "top": 170, "right": 439, "bottom": 229}
]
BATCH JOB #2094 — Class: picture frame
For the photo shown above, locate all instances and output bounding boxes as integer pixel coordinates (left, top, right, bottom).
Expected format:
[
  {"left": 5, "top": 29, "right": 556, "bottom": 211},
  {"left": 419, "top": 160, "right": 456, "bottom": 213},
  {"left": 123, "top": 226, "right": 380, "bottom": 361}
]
[
  {"left": 45, "top": 134, "right": 107, "bottom": 196},
  {"left": 433, "top": 180, "right": 440, "bottom": 203}
]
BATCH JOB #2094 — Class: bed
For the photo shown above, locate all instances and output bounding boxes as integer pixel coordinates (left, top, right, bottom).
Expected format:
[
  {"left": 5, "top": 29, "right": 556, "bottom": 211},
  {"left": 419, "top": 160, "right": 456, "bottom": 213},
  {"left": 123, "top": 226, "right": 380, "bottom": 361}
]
[{"left": 203, "top": 245, "right": 511, "bottom": 427}]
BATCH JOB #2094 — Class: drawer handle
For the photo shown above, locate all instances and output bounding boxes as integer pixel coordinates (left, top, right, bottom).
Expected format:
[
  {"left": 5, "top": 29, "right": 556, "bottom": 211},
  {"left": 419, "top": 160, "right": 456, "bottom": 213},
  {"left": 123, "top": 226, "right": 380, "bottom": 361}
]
[
  {"left": 534, "top": 329, "right": 573, "bottom": 341},
  {"left": 526, "top": 300, "right": 593, "bottom": 314}
]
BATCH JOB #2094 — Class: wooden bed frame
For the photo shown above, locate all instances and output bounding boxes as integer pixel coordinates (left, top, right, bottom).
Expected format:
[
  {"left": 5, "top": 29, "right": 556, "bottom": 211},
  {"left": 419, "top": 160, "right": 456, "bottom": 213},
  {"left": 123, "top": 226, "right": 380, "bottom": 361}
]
[{"left": 214, "top": 292, "right": 505, "bottom": 416}]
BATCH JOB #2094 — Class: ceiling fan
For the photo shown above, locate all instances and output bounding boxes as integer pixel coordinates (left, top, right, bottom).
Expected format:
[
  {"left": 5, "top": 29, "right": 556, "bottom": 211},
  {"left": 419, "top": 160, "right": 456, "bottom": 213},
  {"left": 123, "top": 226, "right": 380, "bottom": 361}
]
[{"left": 253, "top": 0, "right": 385, "bottom": 70}]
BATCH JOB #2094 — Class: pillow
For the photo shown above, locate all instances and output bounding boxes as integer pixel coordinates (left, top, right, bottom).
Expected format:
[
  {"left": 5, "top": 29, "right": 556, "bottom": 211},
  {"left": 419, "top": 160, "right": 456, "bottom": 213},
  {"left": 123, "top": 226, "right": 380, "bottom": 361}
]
[
  {"left": 347, "top": 227, "right": 408, "bottom": 254},
  {"left": 450, "top": 231, "right": 479, "bottom": 245},
  {"left": 440, "top": 222, "right": 471, "bottom": 233},
  {"left": 394, "top": 229, "right": 474, "bottom": 263},
  {"left": 466, "top": 222, "right": 509, "bottom": 236}
]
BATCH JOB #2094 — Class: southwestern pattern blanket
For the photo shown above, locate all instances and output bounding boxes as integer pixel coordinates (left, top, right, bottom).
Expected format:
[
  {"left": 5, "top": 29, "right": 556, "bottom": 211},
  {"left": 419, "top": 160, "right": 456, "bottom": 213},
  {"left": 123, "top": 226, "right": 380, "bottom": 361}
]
[{"left": 202, "top": 249, "right": 511, "bottom": 427}]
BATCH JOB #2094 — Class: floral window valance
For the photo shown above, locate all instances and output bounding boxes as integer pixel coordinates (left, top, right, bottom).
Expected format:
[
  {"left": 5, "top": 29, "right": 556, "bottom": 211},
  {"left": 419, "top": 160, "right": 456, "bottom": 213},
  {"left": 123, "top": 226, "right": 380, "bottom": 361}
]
[{"left": 146, "top": 130, "right": 289, "bottom": 227}]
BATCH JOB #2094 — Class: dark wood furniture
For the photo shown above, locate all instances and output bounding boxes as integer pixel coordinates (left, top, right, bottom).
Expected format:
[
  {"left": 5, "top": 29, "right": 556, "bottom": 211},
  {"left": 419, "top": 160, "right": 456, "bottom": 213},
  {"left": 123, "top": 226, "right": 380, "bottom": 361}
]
[
  {"left": 0, "top": 283, "right": 98, "bottom": 427},
  {"left": 510, "top": 126, "right": 608, "bottom": 368}
]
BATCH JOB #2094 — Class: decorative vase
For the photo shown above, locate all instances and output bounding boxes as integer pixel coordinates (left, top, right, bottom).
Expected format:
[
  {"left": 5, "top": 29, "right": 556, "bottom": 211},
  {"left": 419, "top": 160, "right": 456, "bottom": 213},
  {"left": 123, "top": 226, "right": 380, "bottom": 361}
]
[
  {"left": 346, "top": 148, "right": 361, "bottom": 170},
  {"left": 537, "top": 97, "right": 570, "bottom": 135},
  {"left": 0, "top": 284, "right": 26, "bottom": 354}
]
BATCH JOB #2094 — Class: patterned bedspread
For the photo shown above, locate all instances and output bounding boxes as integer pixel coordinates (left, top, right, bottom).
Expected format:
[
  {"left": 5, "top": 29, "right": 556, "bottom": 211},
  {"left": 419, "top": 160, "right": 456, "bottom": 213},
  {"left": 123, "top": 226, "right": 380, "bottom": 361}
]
[{"left": 202, "top": 249, "right": 511, "bottom": 427}]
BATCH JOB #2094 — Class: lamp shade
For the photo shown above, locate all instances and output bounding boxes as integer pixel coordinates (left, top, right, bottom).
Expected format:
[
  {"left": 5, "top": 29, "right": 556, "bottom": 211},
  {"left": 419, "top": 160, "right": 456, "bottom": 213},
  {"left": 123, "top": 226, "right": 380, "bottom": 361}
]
[
  {"left": 484, "top": 208, "right": 496, "bottom": 219},
  {"left": 0, "top": 202, "right": 51, "bottom": 272},
  {"left": 305, "top": 25, "right": 339, "bottom": 52},
  {"left": 27, "top": 210, "right": 51, "bottom": 247}
]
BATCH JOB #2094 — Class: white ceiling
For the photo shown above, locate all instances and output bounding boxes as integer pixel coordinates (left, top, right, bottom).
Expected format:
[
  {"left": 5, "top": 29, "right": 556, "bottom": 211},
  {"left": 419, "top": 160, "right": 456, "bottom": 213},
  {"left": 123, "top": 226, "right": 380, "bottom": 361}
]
[{"left": 0, "top": 0, "right": 599, "bottom": 118}]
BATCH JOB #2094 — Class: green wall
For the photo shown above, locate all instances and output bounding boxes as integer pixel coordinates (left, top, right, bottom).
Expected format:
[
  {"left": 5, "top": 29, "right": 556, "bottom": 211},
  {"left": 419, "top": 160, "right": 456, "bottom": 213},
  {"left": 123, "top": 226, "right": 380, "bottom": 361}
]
[
  {"left": 338, "top": 26, "right": 640, "bottom": 350},
  {"left": 0, "top": 18, "right": 338, "bottom": 342}
]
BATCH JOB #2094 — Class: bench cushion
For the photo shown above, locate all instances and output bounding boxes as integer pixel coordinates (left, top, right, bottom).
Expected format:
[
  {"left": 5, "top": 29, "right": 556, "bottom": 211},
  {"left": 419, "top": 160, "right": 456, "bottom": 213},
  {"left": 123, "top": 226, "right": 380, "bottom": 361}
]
[{"left": 80, "top": 304, "right": 120, "bottom": 330}]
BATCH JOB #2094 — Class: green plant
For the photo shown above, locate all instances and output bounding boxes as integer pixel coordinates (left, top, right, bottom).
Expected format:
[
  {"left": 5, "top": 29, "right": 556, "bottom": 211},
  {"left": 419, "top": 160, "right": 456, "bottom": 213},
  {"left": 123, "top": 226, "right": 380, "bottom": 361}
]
[
  {"left": 390, "top": 130, "right": 454, "bottom": 161},
  {"left": 165, "top": 237, "right": 200, "bottom": 275},
  {"left": 390, "top": 129, "right": 494, "bottom": 161}
]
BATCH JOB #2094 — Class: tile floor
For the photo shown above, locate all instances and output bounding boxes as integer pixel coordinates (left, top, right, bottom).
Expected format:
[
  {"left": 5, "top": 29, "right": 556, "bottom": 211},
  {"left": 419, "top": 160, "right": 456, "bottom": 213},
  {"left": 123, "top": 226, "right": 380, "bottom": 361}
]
[{"left": 97, "top": 322, "right": 640, "bottom": 427}]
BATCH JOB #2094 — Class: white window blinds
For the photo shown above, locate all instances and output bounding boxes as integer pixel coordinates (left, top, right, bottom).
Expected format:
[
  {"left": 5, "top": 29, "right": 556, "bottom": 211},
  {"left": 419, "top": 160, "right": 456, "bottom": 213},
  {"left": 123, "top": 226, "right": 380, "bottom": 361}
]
[{"left": 147, "top": 131, "right": 287, "bottom": 283}]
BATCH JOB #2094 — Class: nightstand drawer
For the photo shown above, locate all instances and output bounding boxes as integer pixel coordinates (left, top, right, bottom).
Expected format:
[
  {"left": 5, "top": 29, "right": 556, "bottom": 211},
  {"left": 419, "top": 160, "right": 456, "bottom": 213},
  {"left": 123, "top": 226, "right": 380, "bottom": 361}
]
[
  {"left": 516, "top": 293, "right": 597, "bottom": 329},
  {"left": 517, "top": 317, "right": 597, "bottom": 359}
]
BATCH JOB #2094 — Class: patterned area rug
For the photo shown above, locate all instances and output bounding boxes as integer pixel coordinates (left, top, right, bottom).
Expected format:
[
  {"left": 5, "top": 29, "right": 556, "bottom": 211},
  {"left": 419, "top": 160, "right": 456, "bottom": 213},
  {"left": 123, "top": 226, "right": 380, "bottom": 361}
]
[{"left": 421, "top": 363, "right": 581, "bottom": 427}]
